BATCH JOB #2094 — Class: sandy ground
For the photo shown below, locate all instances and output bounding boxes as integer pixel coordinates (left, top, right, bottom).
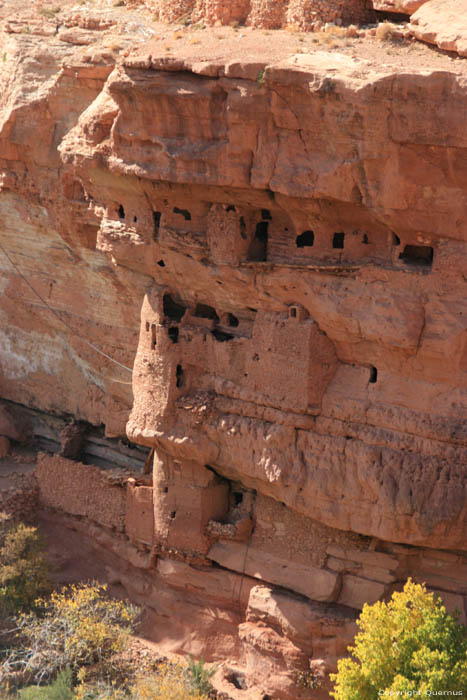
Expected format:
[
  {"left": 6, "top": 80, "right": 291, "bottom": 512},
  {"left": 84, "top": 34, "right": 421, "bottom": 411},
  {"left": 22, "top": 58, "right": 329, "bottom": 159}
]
[{"left": 0, "top": 0, "right": 466, "bottom": 77}]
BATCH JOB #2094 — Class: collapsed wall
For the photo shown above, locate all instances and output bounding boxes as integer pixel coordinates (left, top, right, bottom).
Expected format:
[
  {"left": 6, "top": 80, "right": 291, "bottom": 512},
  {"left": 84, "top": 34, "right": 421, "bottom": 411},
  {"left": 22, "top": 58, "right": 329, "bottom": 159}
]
[
  {"left": 0, "top": 4, "right": 466, "bottom": 699},
  {"left": 150, "top": 0, "right": 374, "bottom": 28}
]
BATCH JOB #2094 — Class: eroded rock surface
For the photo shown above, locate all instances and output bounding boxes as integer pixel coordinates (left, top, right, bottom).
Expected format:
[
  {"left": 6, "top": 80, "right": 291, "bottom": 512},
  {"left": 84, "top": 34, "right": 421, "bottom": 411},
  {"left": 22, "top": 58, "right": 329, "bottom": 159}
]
[
  {"left": 0, "top": 3, "right": 466, "bottom": 698},
  {"left": 410, "top": 0, "right": 467, "bottom": 58}
]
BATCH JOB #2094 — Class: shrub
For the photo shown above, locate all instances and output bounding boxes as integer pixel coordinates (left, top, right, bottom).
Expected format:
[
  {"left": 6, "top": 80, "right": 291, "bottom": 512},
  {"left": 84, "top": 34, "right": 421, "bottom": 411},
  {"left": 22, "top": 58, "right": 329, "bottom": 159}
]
[
  {"left": 0, "top": 513, "right": 50, "bottom": 617},
  {"left": 17, "top": 668, "right": 74, "bottom": 700},
  {"left": 331, "top": 579, "right": 467, "bottom": 699},
  {"left": 74, "top": 662, "right": 211, "bottom": 700},
  {"left": 375, "top": 21, "right": 397, "bottom": 42},
  {"left": 1, "top": 583, "right": 139, "bottom": 686},
  {"left": 186, "top": 657, "right": 215, "bottom": 695}
]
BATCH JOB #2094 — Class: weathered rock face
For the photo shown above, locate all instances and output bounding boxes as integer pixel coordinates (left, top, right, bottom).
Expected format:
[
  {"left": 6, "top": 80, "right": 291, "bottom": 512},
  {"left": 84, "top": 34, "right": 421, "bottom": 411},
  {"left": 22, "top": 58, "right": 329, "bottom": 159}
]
[
  {"left": 372, "top": 0, "right": 426, "bottom": 14},
  {"left": 1, "top": 4, "right": 467, "bottom": 698},
  {"left": 148, "top": 0, "right": 374, "bottom": 28},
  {"left": 102, "top": 51, "right": 467, "bottom": 553},
  {"left": 410, "top": 0, "right": 467, "bottom": 58}
]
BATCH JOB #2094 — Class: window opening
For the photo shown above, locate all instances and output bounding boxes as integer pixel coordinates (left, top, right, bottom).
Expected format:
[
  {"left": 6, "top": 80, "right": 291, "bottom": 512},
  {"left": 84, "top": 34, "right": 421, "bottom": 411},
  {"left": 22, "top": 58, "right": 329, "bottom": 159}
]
[
  {"left": 176, "top": 364, "right": 184, "bottom": 388},
  {"left": 168, "top": 327, "right": 179, "bottom": 343},
  {"left": 248, "top": 222, "right": 268, "bottom": 261},
  {"left": 296, "top": 230, "right": 315, "bottom": 248},
  {"left": 153, "top": 211, "right": 161, "bottom": 239},
  {"left": 333, "top": 232, "right": 345, "bottom": 249},
  {"left": 233, "top": 492, "right": 243, "bottom": 506},
  {"left": 194, "top": 304, "right": 219, "bottom": 322}
]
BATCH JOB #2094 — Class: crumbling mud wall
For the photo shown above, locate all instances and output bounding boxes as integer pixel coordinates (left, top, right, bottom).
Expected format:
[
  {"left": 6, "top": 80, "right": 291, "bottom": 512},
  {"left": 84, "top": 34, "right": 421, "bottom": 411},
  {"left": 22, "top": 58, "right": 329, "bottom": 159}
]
[
  {"left": 150, "top": 0, "right": 374, "bottom": 28},
  {"left": 0, "top": 4, "right": 466, "bottom": 699},
  {"left": 33, "top": 452, "right": 467, "bottom": 699}
]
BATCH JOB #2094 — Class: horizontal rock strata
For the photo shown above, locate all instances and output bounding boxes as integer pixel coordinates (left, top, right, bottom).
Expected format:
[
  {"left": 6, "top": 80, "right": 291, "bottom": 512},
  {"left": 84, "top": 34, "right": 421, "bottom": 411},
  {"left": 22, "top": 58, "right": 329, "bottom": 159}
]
[{"left": 0, "top": 6, "right": 466, "bottom": 698}]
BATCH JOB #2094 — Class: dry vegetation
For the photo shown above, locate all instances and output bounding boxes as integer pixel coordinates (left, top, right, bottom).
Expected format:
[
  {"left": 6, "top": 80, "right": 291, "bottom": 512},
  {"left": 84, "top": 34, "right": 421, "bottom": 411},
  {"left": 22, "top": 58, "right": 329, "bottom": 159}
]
[{"left": 0, "top": 515, "right": 214, "bottom": 700}]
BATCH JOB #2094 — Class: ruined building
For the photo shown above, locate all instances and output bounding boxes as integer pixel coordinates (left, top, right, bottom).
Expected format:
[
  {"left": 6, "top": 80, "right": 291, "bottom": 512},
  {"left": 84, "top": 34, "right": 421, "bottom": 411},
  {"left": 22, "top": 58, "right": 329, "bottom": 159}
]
[{"left": 0, "top": 0, "right": 466, "bottom": 697}]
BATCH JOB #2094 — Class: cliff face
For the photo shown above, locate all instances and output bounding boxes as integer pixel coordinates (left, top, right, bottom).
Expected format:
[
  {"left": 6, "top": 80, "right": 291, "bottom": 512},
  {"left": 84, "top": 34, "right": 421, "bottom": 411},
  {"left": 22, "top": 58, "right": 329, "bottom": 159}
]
[{"left": 1, "top": 3, "right": 467, "bottom": 698}]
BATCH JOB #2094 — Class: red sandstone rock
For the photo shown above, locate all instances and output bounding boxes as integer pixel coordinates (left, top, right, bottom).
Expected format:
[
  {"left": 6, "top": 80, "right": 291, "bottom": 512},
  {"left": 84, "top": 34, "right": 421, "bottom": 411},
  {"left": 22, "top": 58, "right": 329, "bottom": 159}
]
[
  {"left": 1, "top": 5, "right": 467, "bottom": 698},
  {"left": 410, "top": 0, "right": 467, "bottom": 57},
  {"left": 372, "top": 0, "right": 427, "bottom": 13},
  {"left": 209, "top": 540, "right": 340, "bottom": 602},
  {"left": 338, "top": 574, "right": 387, "bottom": 609}
]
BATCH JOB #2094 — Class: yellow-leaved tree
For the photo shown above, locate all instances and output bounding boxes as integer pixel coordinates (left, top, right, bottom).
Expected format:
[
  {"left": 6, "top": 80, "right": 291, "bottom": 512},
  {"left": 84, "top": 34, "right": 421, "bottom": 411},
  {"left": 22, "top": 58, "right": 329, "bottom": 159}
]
[{"left": 331, "top": 580, "right": 467, "bottom": 699}]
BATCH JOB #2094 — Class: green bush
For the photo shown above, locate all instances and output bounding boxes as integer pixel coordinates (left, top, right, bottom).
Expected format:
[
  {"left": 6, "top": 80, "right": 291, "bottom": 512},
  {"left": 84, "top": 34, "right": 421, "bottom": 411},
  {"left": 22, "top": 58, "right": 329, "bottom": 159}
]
[
  {"left": 186, "top": 657, "right": 215, "bottom": 695},
  {"left": 1, "top": 583, "right": 139, "bottom": 686},
  {"left": 331, "top": 579, "right": 467, "bottom": 699},
  {"left": 0, "top": 513, "right": 51, "bottom": 616},
  {"left": 17, "top": 668, "right": 74, "bottom": 700}
]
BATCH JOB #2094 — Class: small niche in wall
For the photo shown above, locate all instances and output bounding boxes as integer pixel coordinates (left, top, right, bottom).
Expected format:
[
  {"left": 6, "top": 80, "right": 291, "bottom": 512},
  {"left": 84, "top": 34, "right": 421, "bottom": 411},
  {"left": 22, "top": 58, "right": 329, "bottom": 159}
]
[
  {"left": 369, "top": 366, "right": 378, "bottom": 383},
  {"left": 248, "top": 222, "right": 268, "bottom": 261},
  {"left": 163, "top": 294, "right": 187, "bottom": 322},
  {"left": 296, "top": 230, "right": 315, "bottom": 248},
  {"left": 362, "top": 233, "right": 370, "bottom": 245},
  {"left": 157, "top": 260, "right": 165, "bottom": 267},
  {"left": 399, "top": 245, "right": 433, "bottom": 267},
  {"left": 227, "top": 313, "right": 239, "bottom": 327},
  {"left": 333, "top": 232, "right": 345, "bottom": 249},
  {"left": 261, "top": 209, "right": 272, "bottom": 221},
  {"left": 173, "top": 207, "right": 191, "bottom": 221},
  {"left": 392, "top": 233, "right": 401, "bottom": 246},
  {"left": 118, "top": 205, "right": 125, "bottom": 220}
]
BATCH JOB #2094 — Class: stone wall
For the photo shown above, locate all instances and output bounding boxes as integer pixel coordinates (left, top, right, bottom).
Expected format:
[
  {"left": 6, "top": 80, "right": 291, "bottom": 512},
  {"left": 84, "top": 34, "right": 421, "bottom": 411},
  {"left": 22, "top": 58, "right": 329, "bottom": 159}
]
[
  {"left": 36, "top": 454, "right": 127, "bottom": 531},
  {"left": 151, "top": 0, "right": 374, "bottom": 28}
]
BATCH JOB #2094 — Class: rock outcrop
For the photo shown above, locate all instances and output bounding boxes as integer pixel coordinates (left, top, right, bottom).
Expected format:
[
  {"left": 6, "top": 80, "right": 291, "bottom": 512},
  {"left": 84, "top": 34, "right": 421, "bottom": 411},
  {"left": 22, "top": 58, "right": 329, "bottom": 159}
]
[
  {"left": 410, "top": 0, "right": 467, "bottom": 58},
  {"left": 0, "top": 2, "right": 466, "bottom": 698}
]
